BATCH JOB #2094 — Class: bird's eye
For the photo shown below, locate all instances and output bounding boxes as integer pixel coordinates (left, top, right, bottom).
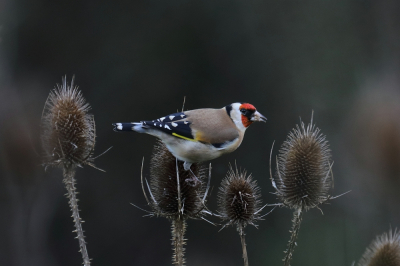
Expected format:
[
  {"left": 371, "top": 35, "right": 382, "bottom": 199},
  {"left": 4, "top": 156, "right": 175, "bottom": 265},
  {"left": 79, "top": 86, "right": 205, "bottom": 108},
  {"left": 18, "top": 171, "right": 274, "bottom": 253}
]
[{"left": 240, "top": 108, "right": 246, "bottom": 114}]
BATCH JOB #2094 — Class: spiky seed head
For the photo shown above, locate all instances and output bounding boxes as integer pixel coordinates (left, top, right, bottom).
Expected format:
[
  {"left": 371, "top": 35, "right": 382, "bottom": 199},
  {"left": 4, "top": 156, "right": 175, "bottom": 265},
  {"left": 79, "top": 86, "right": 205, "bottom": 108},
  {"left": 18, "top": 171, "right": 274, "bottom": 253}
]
[
  {"left": 275, "top": 118, "right": 331, "bottom": 210},
  {"left": 149, "top": 141, "right": 206, "bottom": 219},
  {"left": 218, "top": 166, "right": 262, "bottom": 230},
  {"left": 357, "top": 229, "right": 400, "bottom": 266},
  {"left": 41, "top": 76, "right": 95, "bottom": 169}
]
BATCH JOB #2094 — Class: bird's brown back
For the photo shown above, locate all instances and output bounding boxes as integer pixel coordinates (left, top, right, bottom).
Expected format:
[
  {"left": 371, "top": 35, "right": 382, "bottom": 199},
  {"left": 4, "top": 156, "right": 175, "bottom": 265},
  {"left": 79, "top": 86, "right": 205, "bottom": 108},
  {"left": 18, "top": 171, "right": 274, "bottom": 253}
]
[{"left": 185, "top": 108, "right": 240, "bottom": 144}]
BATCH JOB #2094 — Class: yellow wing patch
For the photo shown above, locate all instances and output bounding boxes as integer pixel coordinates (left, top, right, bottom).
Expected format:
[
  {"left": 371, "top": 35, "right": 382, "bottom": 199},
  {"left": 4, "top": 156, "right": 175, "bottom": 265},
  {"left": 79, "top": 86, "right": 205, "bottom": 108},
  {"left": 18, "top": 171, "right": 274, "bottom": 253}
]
[
  {"left": 194, "top": 131, "right": 204, "bottom": 141},
  {"left": 172, "top": 133, "right": 196, "bottom": 141},
  {"left": 194, "top": 131, "right": 208, "bottom": 142}
]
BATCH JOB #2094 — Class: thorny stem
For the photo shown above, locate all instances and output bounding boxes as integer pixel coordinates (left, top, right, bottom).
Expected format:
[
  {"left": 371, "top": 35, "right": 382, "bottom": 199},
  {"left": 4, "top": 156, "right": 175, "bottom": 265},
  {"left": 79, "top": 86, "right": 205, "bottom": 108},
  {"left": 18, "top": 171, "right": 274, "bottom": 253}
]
[
  {"left": 63, "top": 167, "right": 91, "bottom": 266},
  {"left": 283, "top": 207, "right": 303, "bottom": 266},
  {"left": 171, "top": 159, "right": 186, "bottom": 265},
  {"left": 172, "top": 217, "right": 186, "bottom": 266},
  {"left": 239, "top": 226, "right": 249, "bottom": 266}
]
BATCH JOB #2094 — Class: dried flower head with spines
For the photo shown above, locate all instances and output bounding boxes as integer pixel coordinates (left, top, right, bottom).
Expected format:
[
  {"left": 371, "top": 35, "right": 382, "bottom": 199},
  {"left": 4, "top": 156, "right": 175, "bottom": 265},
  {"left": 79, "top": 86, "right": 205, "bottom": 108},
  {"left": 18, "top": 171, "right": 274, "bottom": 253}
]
[
  {"left": 217, "top": 165, "right": 266, "bottom": 266},
  {"left": 148, "top": 140, "right": 207, "bottom": 219},
  {"left": 271, "top": 114, "right": 334, "bottom": 266},
  {"left": 358, "top": 229, "right": 400, "bottom": 266},
  {"left": 139, "top": 141, "right": 211, "bottom": 266},
  {"left": 41, "top": 76, "right": 96, "bottom": 169},
  {"left": 218, "top": 165, "right": 262, "bottom": 230},
  {"left": 40, "top": 76, "right": 97, "bottom": 266},
  {"left": 274, "top": 116, "right": 332, "bottom": 210}
]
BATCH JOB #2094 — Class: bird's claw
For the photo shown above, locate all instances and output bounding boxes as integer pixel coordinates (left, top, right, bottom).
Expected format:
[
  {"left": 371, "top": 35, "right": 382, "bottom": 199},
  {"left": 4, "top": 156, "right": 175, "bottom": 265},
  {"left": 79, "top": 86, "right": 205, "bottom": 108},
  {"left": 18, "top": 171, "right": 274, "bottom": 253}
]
[{"left": 185, "top": 175, "right": 200, "bottom": 186}]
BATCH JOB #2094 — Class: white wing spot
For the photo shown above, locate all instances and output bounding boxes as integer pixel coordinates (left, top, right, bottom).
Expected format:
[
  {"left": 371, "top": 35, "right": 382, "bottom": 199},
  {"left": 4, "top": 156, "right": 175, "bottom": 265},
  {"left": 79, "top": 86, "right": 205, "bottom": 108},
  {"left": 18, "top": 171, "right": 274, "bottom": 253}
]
[
  {"left": 184, "top": 121, "right": 188, "bottom": 124},
  {"left": 180, "top": 114, "right": 185, "bottom": 118},
  {"left": 165, "top": 125, "right": 171, "bottom": 130},
  {"left": 160, "top": 117, "right": 165, "bottom": 122},
  {"left": 171, "top": 122, "right": 178, "bottom": 127},
  {"left": 169, "top": 115, "right": 175, "bottom": 120},
  {"left": 154, "top": 123, "right": 156, "bottom": 126},
  {"left": 116, "top": 123, "right": 123, "bottom": 130},
  {"left": 159, "top": 124, "right": 162, "bottom": 127}
]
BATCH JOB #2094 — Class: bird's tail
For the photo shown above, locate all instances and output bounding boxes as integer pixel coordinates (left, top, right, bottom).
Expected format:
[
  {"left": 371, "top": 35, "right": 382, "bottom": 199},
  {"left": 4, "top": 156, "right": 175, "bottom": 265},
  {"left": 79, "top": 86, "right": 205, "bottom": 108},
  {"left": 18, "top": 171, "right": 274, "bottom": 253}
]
[{"left": 112, "top": 122, "right": 147, "bottom": 133}]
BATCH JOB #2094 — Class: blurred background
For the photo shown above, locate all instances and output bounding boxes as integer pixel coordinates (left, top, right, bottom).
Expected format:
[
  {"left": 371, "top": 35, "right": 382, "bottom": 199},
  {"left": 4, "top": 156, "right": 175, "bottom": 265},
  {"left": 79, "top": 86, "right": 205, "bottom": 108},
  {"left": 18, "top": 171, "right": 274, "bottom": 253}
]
[{"left": 1, "top": 0, "right": 400, "bottom": 265}]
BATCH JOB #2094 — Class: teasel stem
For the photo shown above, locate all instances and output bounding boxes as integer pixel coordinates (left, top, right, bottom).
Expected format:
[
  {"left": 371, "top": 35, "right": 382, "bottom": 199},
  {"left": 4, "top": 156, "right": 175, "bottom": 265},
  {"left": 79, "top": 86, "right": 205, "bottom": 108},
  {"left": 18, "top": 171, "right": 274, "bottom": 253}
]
[
  {"left": 172, "top": 217, "right": 187, "bottom": 266},
  {"left": 172, "top": 158, "right": 186, "bottom": 266},
  {"left": 239, "top": 225, "right": 249, "bottom": 266},
  {"left": 63, "top": 166, "right": 91, "bottom": 266},
  {"left": 284, "top": 206, "right": 304, "bottom": 266}
]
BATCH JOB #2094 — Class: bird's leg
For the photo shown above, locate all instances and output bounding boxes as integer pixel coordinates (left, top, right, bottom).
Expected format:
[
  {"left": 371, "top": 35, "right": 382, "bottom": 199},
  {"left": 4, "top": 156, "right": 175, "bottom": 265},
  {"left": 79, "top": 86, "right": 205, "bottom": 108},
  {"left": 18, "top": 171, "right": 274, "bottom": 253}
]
[
  {"left": 183, "top": 161, "right": 200, "bottom": 185},
  {"left": 183, "top": 161, "right": 192, "bottom": 171}
]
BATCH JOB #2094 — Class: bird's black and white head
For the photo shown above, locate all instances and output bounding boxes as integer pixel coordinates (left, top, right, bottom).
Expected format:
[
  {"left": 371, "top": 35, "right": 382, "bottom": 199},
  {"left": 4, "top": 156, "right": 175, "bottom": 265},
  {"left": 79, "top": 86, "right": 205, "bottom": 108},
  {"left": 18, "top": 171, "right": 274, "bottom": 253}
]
[{"left": 225, "top": 103, "right": 267, "bottom": 131}]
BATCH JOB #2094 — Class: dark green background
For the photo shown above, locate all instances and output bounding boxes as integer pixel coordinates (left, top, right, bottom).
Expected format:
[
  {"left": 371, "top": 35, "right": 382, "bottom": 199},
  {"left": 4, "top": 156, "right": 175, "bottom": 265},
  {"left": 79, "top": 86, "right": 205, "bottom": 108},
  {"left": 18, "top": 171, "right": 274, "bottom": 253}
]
[{"left": 1, "top": 0, "right": 400, "bottom": 265}]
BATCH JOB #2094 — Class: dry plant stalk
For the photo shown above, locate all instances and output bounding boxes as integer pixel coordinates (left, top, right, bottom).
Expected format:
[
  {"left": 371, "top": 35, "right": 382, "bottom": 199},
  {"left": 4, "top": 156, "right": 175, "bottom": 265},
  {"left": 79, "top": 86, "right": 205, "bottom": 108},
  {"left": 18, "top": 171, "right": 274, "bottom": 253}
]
[
  {"left": 172, "top": 218, "right": 187, "bottom": 265},
  {"left": 139, "top": 141, "right": 211, "bottom": 266},
  {"left": 358, "top": 228, "right": 400, "bottom": 266},
  {"left": 218, "top": 165, "right": 268, "bottom": 266},
  {"left": 239, "top": 227, "right": 249, "bottom": 266},
  {"left": 41, "top": 76, "right": 97, "bottom": 266},
  {"left": 63, "top": 167, "right": 90, "bottom": 265},
  {"left": 271, "top": 115, "right": 333, "bottom": 266}
]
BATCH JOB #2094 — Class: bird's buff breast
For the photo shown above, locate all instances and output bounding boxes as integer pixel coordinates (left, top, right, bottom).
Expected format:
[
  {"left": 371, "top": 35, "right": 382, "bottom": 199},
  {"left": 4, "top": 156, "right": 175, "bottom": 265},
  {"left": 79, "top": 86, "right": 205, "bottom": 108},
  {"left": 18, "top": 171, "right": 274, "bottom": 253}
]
[{"left": 163, "top": 137, "right": 240, "bottom": 163}]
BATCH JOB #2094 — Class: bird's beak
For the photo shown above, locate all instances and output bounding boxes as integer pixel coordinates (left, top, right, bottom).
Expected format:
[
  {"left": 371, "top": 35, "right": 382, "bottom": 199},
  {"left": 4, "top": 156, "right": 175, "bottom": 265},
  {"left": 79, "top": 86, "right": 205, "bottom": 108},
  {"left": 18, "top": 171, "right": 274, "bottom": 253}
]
[{"left": 251, "top": 111, "right": 267, "bottom": 122}]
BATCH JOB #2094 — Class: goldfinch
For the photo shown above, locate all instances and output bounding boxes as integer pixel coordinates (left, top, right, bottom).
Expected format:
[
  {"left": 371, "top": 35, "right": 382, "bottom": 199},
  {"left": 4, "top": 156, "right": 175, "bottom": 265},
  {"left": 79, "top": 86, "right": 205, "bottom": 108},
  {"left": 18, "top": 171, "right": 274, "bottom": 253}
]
[{"left": 113, "top": 102, "right": 266, "bottom": 172}]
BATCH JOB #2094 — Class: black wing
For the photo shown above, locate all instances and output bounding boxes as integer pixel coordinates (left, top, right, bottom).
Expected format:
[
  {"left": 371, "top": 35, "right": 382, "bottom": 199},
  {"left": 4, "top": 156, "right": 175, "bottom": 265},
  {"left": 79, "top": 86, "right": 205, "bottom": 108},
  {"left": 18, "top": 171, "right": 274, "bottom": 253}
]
[{"left": 142, "top": 112, "right": 195, "bottom": 141}]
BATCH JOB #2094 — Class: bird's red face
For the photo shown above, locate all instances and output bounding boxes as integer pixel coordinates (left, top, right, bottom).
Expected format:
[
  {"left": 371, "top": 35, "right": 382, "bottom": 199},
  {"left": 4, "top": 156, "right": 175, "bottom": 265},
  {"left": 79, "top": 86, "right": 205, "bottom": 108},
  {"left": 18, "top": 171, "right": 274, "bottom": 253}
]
[
  {"left": 240, "top": 103, "right": 256, "bottom": 127},
  {"left": 225, "top": 102, "right": 267, "bottom": 130},
  {"left": 239, "top": 103, "right": 267, "bottom": 128}
]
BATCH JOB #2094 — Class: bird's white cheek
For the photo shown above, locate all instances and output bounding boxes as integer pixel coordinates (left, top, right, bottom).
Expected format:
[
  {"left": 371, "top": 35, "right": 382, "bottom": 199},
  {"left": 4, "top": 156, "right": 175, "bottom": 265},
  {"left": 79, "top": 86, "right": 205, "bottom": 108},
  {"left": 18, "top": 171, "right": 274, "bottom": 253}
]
[{"left": 235, "top": 120, "right": 248, "bottom": 132}]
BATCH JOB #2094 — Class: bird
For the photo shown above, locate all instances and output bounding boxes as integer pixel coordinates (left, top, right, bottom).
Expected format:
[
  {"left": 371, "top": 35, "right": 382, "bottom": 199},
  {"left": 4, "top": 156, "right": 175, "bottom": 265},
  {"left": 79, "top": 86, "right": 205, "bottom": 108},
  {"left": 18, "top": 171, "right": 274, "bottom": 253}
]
[{"left": 113, "top": 102, "right": 266, "bottom": 182}]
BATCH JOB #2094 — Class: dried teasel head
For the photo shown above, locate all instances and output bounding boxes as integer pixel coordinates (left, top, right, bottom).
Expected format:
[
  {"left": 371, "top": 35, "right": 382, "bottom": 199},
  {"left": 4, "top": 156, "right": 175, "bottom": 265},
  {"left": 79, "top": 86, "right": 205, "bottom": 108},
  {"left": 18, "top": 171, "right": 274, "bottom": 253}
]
[
  {"left": 218, "top": 166, "right": 262, "bottom": 230},
  {"left": 358, "top": 229, "right": 400, "bottom": 266},
  {"left": 146, "top": 141, "right": 208, "bottom": 220},
  {"left": 273, "top": 116, "right": 332, "bottom": 210},
  {"left": 41, "top": 76, "right": 96, "bottom": 169}
]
